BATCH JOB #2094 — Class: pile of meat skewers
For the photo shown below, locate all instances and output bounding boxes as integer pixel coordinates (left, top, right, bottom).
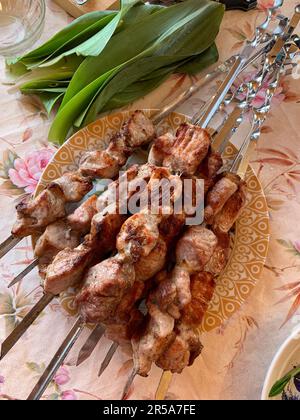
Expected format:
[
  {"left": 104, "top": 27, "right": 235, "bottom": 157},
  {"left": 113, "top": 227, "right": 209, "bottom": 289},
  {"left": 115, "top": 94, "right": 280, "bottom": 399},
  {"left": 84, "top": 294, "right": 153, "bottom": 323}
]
[{"left": 2, "top": 110, "right": 248, "bottom": 394}]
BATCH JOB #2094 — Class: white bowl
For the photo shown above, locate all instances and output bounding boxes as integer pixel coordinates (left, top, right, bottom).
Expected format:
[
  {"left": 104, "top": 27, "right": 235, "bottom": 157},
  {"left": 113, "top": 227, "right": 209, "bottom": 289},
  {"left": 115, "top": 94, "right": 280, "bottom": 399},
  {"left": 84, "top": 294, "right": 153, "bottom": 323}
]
[{"left": 262, "top": 327, "right": 300, "bottom": 400}]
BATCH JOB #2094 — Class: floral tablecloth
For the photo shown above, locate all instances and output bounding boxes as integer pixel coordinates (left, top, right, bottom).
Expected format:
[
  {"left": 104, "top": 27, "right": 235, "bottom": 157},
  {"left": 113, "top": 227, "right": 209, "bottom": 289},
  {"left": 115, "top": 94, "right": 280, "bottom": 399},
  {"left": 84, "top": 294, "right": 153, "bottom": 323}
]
[{"left": 0, "top": 0, "right": 300, "bottom": 401}]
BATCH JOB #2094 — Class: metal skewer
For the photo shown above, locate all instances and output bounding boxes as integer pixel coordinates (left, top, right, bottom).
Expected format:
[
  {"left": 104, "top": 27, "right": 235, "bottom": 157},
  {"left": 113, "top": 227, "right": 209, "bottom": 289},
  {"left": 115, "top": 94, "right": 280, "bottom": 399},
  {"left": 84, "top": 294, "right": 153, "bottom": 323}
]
[
  {"left": 0, "top": 293, "right": 55, "bottom": 360},
  {"left": 27, "top": 318, "right": 84, "bottom": 400},
  {"left": 0, "top": 235, "right": 21, "bottom": 260},
  {"left": 8, "top": 259, "right": 39, "bottom": 288},
  {"left": 98, "top": 342, "right": 119, "bottom": 377},
  {"left": 76, "top": 324, "right": 106, "bottom": 366}
]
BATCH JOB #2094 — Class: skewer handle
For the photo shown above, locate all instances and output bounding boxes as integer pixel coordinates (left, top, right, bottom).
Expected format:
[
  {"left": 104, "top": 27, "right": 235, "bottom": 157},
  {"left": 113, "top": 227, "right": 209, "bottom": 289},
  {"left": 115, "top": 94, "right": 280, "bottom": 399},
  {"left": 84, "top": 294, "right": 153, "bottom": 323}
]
[
  {"left": 0, "top": 235, "right": 21, "bottom": 260},
  {"left": 27, "top": 318, "right": 84, "bottom": 400},
  {"left": 0, "top": 293, "right": 55, "bottom": 361}
]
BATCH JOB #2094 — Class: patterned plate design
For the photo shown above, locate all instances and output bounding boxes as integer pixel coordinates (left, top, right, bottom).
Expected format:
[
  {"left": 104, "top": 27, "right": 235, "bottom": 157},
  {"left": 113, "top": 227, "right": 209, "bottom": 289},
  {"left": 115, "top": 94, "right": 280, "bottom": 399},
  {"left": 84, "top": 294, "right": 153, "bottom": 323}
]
[{"left": 35, "top": 109, "right": 270, "bottom": 332}]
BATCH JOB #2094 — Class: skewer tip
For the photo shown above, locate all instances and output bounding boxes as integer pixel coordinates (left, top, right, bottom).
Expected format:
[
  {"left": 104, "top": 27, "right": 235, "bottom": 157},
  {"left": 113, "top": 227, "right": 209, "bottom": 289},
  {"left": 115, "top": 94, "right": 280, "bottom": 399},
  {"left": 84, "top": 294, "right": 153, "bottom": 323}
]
[{"left": 121, "top": 369, "right": 138, "bottom": 400}]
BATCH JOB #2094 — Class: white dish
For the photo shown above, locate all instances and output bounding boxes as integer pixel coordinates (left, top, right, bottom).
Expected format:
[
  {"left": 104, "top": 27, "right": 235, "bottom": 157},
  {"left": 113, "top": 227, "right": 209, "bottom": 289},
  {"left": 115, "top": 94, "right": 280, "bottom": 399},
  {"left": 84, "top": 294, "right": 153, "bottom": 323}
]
[{"left": 262, "top": 327, "right": 300, "bottom": 400}]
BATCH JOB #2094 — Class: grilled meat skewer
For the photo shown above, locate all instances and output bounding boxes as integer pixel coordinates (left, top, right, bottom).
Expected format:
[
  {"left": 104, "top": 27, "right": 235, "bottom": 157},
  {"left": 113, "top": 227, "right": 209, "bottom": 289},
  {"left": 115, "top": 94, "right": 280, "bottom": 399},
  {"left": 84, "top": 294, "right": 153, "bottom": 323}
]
[{"left": 0, "top": 111, "right": 155, "bottom": 259}]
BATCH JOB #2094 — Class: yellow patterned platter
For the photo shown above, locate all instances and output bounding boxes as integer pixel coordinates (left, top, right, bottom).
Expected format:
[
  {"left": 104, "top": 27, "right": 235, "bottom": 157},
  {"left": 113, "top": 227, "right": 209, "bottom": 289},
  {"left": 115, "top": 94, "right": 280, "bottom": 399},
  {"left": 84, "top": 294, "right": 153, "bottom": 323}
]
[{"left": 35, "top": 109, "right": 270, "bottom": 332}]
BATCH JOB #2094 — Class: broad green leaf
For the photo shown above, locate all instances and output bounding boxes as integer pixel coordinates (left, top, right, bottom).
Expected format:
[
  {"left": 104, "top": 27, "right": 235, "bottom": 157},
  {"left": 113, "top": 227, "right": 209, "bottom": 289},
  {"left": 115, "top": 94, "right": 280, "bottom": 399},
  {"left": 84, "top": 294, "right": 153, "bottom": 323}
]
[
  {"left": 102, "top": 44, "right": 218, "bottom": 111},
  {"left": 176, "top": 43, "right": 219, "bottom": 75},
  {"left": 269, "top": 366, "right": 300, "bottom": 398},
  {"left": 38, "top": 13, "right": 117, "bottom": 67},
  {"left": 13, "top": 10, "right": 117, "bottom": 67},
  {"left": 83, "top": 5, "right": 223, "bottom": 125},
  {"left": 61, "top": 0, "right": 218, "bottom": 107},
  {"left": 39, "top": 92, "right": 65, "bottom": 116}
]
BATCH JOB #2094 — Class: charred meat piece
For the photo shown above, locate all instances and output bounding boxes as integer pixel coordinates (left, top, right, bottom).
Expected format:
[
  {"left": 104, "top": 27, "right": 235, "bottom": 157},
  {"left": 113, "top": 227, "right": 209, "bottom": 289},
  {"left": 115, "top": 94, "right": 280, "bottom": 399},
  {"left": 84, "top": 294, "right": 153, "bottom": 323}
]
[
  {"left": 162, "top": 124, "right": 211, "bottom": 176},
  {"left": 44, "top": 243, "right": 93, "bottom": 295},
  {"left": 156, "top": 325, "right": 203, "bottom": 374},
  {"left": 148, "top": 132, "right": 175, "bottom": 167},
  {"left": 12, "top": 171, "right": 93, "bottom": 238},
  {"left": 176, "top": 226, "right": 218, "bottom": 273},
  {"left": 117, "top": 213, "right": 161, "bottom": 263},
  {"left": 212, "top": 181, "right": 248, "bottom": 234},
  {"left": 204, "top": 231, "right": 230, "bottom": 276},
  {"left": 12, "top": 187, "right": 66, "bottom": 237},
  {"left": 80, "top": 111, "right": 155, "bottom": 178},
  {"left": 204, "top": 172, "right": 241, "bottom": 224},
  {"left": 67, "top": 195, "right": 98, "bottom": 234},
  {"left": 134, "top": 236, "right": 167, "bottom": 282},
  {"left": 35, "top": 220, "right": 81, "bottom": 278},
  {"left": 197, "top": 147, "right": 223, "bottom": 193},
  {"left": 77, "top": 256, "right": 136, "bottom": 324},
  {"left": 132, "top": 303, "right": 175, "bottom": 377},
  {"left": 181, "top": 272, "right": 215, "bottom": 327},
  {"left": 51, "top": 171, "right": 93, "bottom": 202}
]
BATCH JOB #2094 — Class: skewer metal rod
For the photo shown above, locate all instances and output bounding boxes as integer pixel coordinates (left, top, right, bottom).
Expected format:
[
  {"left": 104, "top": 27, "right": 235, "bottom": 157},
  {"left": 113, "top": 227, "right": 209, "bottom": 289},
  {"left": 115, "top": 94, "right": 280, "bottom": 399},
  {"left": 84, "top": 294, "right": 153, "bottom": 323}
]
[
  {"left": 27, "top": 318, "right": 84, "bottom": 400},
  {"left": 98, "top": 342, "right": 119, "bottom": 377},
  {"left": 8, "top": 259, "right": 39, "bottom": 288},
  {"left": 76, "top": 324, "right": 105, "bottom": 366},
  {"left": 0, "top": 235, "right": 21, "bottom": 260},
  {"left": 121, "top": 368, "right": 138, "bottom": 400},
  {"left": 0, "top": 293, "right": 55, "bottom": 361}
]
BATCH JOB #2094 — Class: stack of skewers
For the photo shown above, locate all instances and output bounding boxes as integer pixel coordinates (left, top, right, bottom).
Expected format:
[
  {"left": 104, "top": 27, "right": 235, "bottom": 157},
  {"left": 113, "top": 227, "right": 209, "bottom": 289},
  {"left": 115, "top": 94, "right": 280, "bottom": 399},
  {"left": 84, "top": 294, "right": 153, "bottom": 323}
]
[{"left": 0, "top": 2, "right": 299, "bottom": 400}]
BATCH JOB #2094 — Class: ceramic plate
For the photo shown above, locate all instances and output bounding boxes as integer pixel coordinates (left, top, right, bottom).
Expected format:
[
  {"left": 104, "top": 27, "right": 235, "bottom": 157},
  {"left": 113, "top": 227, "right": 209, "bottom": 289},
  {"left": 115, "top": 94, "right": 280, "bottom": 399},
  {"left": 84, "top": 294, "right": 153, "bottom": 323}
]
[{"left": 35, "top": 109, "right": 270, "bottom": 332}]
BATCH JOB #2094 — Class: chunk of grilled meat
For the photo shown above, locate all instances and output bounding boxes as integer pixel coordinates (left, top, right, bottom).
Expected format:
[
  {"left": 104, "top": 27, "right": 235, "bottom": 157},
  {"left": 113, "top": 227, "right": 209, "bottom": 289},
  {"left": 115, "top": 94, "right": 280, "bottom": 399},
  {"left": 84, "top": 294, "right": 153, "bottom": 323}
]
[
  {"left": 67, "top": 195, "right": 98, "bottom": 234},
  {"left": 35, "top": 220, "right": 81, "bottom": 279},
  {"left": 176, "top": 226, "right": 218, "bottom": 274},
  {"left": 44, "top": 164, "right": 156, "bottom": 295},
  {"left": 77, "top": 256, "right": 136, "bottom": 324},
  {"left": 80, "top": 111, "right": 155, "bottom": 178},
  {"left": 180, "top": 272, "right": 216, "bottom": 327},
  {"left": 197, "top": 147, "right": 223, "bottom": 193},
  {"left": 156, "top": 324, "right": 203, "bottom": 374},
  {"left": 131, "top": 303, "right": 176, "bottom": 377},
  {"left": 212, "top": 181, "right": 248, "bottom": 234},
  {"left": 44, "top": 243, "right": 93, "bottom": 295},
  {"left": 77, "top": 235, "right": 168, "bottom": 324},
  {"left": 149, "top": 124, "right": 211, "bottom": 176},
  {"left": 12, "top": 171, "right": 93, "bottom": 238},
  {"left": 130, "top": 225, "right": 223, "bottom": 377},
  {"left": 204, "top": 172, "right": 241, "bottom": 225}
]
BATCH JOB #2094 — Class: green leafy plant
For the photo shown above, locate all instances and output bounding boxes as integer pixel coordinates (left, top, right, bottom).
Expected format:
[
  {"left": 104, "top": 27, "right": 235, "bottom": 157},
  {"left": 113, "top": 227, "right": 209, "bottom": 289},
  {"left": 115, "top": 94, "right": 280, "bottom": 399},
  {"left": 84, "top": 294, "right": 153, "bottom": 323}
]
[{"left": 8, "top": 0, "right": 224, "bottom": 144}]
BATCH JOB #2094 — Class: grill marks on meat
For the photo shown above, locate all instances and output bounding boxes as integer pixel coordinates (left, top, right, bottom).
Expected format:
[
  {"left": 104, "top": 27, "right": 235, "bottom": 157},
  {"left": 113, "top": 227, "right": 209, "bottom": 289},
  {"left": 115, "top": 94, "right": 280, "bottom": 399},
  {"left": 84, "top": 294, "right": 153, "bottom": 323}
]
[
  {"left": 117, "top": 213, "right": 161, "bottom": 263},
  {"left": 12, "top": 172, "right": 93, "bottom": 238},
  {"left": 132, "top": 304, "right": 175, "bottom": 377},
  {"left": 80, "top": 111, "right": 155, "bottom": 178},
  {"left": 149, "top": 124, "right": 211, "bottom": 176}
]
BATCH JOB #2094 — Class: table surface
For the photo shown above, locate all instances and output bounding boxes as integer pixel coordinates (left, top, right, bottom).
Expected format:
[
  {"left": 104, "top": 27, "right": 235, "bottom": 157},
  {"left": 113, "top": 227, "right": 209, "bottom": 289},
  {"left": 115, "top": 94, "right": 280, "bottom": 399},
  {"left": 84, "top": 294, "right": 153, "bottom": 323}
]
[{"left": 0, "top": 0, "right": 300, "bottom": 401}]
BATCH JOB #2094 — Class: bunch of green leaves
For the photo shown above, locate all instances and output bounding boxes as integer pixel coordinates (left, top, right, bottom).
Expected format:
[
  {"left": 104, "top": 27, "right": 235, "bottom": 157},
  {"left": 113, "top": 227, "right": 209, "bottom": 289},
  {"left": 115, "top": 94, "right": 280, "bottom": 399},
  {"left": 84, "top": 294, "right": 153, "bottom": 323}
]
[{"left": 8, "top": 0, "right": 224, "bottom": 144}]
